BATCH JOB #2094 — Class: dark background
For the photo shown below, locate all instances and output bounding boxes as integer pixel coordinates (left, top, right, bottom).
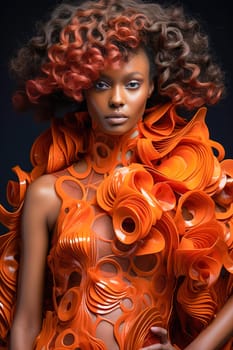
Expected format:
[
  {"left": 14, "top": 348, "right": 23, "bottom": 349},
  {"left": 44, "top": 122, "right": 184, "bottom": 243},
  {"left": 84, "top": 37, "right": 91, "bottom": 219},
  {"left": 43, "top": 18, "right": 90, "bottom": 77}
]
[{"left": 0, "top": 1, "right": 233, "bottom": 226}]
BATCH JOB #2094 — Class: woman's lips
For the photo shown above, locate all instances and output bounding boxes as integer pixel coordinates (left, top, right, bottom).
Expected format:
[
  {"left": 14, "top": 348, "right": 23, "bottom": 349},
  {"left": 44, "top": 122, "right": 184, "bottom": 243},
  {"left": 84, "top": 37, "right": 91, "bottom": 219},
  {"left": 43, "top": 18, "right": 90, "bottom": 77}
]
[{"left": 105, "top": 114, "right": 128, "bottom": 125}]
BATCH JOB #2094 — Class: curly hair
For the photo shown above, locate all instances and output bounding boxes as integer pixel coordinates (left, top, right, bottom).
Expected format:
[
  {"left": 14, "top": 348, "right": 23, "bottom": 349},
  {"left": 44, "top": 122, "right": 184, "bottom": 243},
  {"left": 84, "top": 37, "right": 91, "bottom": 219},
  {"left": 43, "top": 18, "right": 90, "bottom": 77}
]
[{"left": 10, "top": 0, "right": 225, "bottom": 118}]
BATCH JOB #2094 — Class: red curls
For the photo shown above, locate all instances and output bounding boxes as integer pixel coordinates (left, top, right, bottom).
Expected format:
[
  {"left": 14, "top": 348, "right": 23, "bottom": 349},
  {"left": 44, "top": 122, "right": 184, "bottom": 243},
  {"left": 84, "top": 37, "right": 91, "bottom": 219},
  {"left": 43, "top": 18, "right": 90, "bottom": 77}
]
[{"left": 25, "top": 11, "right": 145, "bottom": 105}]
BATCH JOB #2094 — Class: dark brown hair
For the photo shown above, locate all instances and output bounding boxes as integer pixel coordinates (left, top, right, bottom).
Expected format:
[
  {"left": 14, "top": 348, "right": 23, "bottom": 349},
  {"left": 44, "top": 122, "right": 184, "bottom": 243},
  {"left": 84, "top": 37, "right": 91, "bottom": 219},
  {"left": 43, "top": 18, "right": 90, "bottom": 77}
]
[{"left": 10, "top": 0, "right": 225, "bottom": 118}]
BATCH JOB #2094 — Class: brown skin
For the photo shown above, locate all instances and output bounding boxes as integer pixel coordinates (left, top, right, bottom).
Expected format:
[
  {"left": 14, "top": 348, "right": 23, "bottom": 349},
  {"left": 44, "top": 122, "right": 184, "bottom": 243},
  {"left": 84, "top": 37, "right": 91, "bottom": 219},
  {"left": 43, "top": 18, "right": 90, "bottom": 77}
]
[
  {"left": 9, "top": 174, "right": 60, "bottom": 350},
  {"left": 184, "top": 295, "right": 233, "bottom": 350},
  {"left": 9, "top": 49, "right": 174, "bottom": 350},
  {"left": 9, "top": 48, "right": 233, "bottom": 350},
  {"left": 84, "top": 49, "right": 154, "bottom": 136}
]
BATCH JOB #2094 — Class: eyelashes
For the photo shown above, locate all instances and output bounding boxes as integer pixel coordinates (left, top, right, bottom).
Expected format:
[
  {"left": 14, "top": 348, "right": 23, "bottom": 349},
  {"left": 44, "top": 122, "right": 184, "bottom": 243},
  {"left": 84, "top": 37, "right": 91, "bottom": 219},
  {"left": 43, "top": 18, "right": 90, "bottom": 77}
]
[{"left": 94, "top": 79, "right": 142, "bottom": 91}]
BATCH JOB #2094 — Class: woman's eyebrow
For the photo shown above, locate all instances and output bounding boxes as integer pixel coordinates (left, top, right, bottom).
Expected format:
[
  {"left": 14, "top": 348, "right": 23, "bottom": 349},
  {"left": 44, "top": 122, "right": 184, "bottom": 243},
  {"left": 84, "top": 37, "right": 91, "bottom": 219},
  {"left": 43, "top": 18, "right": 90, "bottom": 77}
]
[{"left": 98, "top": 72, "right": 145, "bottom": 80}]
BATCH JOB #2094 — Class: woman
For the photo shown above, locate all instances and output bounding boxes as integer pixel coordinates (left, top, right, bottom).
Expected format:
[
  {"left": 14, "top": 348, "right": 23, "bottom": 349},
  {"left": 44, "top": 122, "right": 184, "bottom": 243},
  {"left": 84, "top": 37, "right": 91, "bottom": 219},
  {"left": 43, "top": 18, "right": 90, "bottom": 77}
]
[{"left": 0, "top": 0, "right": 233, "bottom": 349}]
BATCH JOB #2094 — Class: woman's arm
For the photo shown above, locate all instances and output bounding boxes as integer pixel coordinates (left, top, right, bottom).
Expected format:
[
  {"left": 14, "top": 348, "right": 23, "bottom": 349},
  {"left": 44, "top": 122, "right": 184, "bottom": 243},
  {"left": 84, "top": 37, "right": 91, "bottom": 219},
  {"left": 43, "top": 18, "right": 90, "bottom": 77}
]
[
  {"left": 141, "top": 296, "right": 233, "bottom": 350},
  {"left": 9, "top": 174, "right": 60, "bottom": 350},
  {"left": 184, "top": 294, "right": 233, "bottom": 350}
]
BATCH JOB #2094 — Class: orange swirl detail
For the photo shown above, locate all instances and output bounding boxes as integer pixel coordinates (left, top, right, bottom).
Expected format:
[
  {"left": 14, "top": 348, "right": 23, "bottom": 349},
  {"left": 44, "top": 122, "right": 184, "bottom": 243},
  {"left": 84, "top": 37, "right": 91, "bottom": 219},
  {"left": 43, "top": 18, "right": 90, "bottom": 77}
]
[{"left": 0, "top": 103, "right": 233, "bottom": 349}]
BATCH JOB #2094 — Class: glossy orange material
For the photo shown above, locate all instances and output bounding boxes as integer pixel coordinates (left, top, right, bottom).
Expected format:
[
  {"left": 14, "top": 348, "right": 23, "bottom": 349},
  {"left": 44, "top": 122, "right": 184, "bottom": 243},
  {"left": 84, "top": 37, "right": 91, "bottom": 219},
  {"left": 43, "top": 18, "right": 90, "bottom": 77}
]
[{"left": 0, "top": 103, "right": 233, "bottom": 349}]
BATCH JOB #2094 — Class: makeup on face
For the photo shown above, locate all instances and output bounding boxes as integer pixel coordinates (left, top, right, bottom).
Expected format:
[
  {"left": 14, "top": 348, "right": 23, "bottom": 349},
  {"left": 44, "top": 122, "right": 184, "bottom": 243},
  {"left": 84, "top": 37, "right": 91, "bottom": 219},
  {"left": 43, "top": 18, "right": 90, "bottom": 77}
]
[{"left": 85, "top": 48, "right": 154, "bottom": 136}]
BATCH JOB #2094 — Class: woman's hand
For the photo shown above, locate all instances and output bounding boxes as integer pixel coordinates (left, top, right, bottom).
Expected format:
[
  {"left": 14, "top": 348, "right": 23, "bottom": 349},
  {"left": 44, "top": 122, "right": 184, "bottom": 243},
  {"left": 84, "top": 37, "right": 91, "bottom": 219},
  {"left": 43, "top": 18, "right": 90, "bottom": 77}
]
[{"left": 141, "top": 327, "right": 176, "bottom": 349}]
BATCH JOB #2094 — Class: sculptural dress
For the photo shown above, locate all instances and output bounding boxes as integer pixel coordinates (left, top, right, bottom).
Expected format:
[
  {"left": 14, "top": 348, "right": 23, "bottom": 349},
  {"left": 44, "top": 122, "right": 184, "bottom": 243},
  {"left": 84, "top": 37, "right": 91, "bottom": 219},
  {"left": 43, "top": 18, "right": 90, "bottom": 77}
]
[{"left": 1, "top": 103, "right": 233, "bottom": 349}]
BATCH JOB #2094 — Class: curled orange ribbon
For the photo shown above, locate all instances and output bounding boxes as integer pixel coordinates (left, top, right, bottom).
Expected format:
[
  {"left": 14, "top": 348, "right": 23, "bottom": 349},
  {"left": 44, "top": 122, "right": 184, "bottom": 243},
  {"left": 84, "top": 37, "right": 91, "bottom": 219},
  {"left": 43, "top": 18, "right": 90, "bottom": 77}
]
[
  {"left": 174, "top": 190, "right": 216, "bottom": 235},
  {"left": 175, "top": 221, "right": 226, "bottom": 287}
]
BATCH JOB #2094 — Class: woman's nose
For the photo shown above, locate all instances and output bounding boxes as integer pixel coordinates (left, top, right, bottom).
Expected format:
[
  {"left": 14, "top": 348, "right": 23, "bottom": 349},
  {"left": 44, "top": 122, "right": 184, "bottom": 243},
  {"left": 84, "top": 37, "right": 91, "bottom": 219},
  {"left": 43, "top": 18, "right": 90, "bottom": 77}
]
[{"left": 108, "top": 86, "right": 125, "bottom": 108}]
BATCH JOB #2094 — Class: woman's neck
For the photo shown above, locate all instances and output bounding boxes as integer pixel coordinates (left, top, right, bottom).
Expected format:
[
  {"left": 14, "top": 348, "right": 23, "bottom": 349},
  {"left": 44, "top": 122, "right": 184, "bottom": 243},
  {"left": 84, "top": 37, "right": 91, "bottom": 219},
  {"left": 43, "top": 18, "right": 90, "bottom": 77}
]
[{"left": 88, "top": 127, "right": 139, "bottom": 173}]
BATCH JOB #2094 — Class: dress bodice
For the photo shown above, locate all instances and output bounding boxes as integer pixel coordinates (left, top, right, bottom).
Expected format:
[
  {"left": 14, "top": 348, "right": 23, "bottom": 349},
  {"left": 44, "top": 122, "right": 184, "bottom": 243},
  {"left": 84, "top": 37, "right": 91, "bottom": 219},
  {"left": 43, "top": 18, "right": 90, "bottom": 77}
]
[
  {"left": 1, "top": 103, "right": 233, "bottom": 349},
  {"left": 42, "top": 162, "right": 177, "bottom": 348}
]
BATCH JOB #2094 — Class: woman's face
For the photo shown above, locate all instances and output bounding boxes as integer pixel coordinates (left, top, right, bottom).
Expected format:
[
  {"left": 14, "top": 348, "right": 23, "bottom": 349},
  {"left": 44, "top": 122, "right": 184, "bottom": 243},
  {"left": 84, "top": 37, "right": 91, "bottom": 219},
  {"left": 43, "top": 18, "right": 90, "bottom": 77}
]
[{"left": 84, "top": 48, "right": 154, "bottom": 136}]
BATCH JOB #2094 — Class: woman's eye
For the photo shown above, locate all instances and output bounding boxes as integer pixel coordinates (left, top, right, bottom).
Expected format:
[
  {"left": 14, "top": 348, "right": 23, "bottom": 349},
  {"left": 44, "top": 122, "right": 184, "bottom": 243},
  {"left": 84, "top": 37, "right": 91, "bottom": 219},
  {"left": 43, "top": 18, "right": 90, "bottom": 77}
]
[
  {"left": 94, "top": 81, "right": 110, "bottom": 90},
  {"left": 126, "top": 80, "right": 141, "bottom": 89}
]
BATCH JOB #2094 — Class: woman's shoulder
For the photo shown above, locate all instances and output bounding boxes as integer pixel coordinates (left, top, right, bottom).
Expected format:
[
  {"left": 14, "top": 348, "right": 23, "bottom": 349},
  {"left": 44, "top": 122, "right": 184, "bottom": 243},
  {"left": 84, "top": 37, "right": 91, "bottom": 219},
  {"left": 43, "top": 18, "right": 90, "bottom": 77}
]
[
  {"left": 27, "top": 173, "right": 58, "bottom": 195},
  {"left": 29, "top": 165, "right": 74, "bottom": 191},
  {"left": 25, "top": 164, "right": 81, "bottom": 205},
  {"left": 24, "top": 173, "right": 62, "bottom": 229},
  {"left": 26, "top": 160, "right": 89, "bottom": 205},
  {"left": 25, "top": 174, "right": 59, "bottom": 210}
]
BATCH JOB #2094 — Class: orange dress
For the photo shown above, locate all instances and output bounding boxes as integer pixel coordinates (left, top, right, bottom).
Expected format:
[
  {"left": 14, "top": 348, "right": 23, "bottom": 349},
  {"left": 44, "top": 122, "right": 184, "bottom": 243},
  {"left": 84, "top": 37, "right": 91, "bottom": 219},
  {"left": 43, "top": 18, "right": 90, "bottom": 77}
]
[{"left": 1, "top": 103, "right": 233, "bottom": 349}]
